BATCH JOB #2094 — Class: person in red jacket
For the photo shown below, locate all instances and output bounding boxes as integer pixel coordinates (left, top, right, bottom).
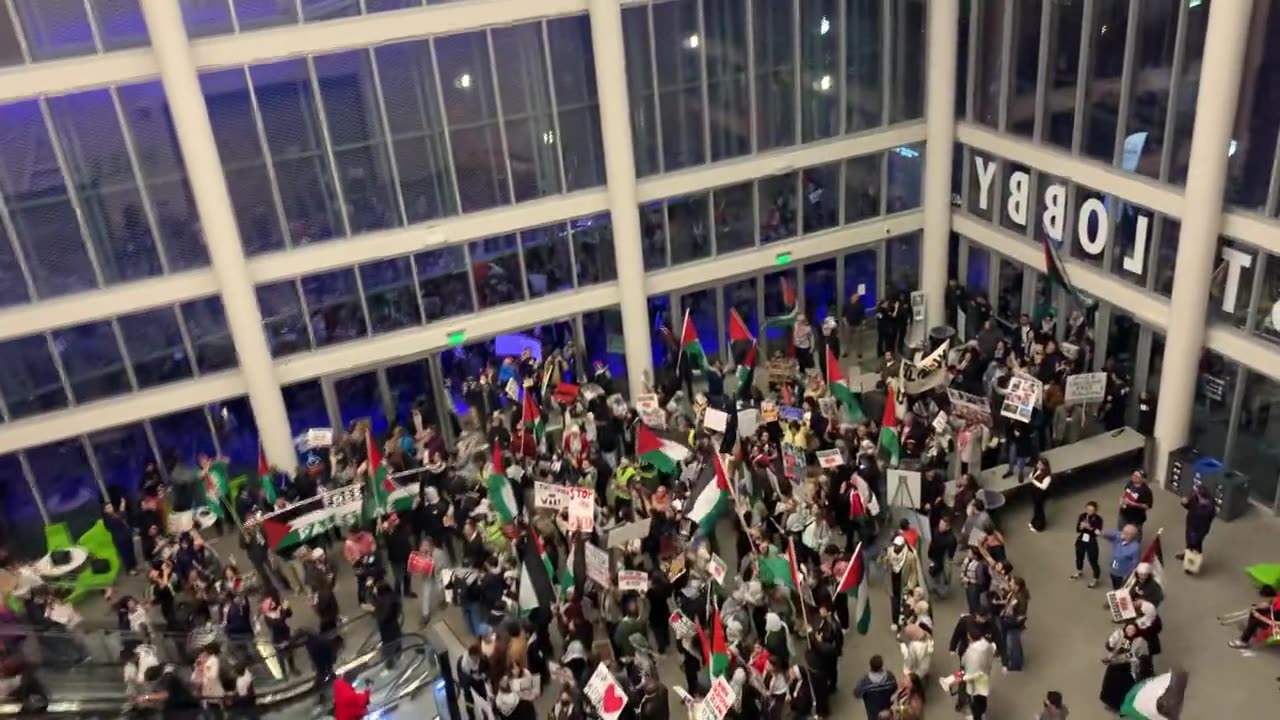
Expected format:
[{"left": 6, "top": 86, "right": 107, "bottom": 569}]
[{"left": 333, "top": 670, "right": 371, "bottom": 720}]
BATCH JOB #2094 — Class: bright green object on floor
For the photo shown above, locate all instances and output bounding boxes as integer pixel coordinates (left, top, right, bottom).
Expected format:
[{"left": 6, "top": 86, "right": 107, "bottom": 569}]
[
  {"left": 55, "top": 520, "right": 121, "bottom": 606},
  {"left": 43, "top": 522, "right": 74, "bottom": 555},
  {"left": 1245, "top": 563, "right": 1280, "bottom": 591}
]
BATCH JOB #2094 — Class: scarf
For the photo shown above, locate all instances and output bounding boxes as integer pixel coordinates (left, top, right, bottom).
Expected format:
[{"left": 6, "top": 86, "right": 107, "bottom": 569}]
[{"left": 888, "top": 547, "right": 910, "bottom": 574}]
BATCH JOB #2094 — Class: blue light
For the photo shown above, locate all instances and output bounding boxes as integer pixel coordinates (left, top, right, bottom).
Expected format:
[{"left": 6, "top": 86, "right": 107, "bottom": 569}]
[{"left": 893, "top": 146, "right": 920, "bottom": 159}]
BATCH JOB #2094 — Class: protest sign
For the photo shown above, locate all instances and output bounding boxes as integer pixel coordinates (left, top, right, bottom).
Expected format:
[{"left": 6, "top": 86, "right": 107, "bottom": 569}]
[
  {"left": 585, "top": 663, "right": 629, "bottom": 720},
  {"left": 703, "top": 408, "right": 728, "bottom": 433},
  {"left": 245, "top": 484, "right": 365, "bottom": 550},
  {"left": 669, "top": 610, "right": 696, "bottom": 638},
  {"left": 816, "top": 449, "right": 844, "bottom": 469},
  {"left": 766, "top": 358, "right": 798, "bottom": 384},
  {"left": 534, "top": 482, "right": 569, "bottom": 511},
  {"left": 779, "top": 405, "right": 805, "bottom": 422},
  {"left": 1000, "top": 375, "right": 1042, "bottom": 423},
  {"left": 946, "top": 388, "right": 992, "bottom": 425},
  {"left": 704, "top": 677, "right": 738, "bottom": 720},
  {"left": 760, "top": 401, "right": 779, "bottom": 423},
  {"left": 931, "top": 410, "right": 949, "bottom": 434},
  {"left": 617, "top": 570, "right": 649, "bottom": 592},
  {"left": 781, "top": 444, "right": 806, "bottom": 479},
  {"left": 737, "top": 408, "right": 759, "bottom": 437},
  {"left": 607, "top": 518, "right": 652, "bottom": 549},
  {"left": 567, "top": 487, "right": 595, "bottom": 532},
  {"left": 1065, "top": 372, "right": 1107, "bottom": 404},
  {"left": 583, "top": 542, "right": 611, "bottom": 587},
  {"left": 304, "top": 428, "right": 333, "bottom": 448},
  {"left": 707, "top": 554, "right": 728, "bottom": 585}
]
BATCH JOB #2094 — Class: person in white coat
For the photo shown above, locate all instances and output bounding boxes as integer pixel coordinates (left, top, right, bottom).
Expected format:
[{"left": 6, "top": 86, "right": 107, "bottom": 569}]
[
  {"left": 417, "top": 536, "right": 451, "bottom": 625},
  {"left": 959, "top": 626, "right": 995, "bottom": 720}
]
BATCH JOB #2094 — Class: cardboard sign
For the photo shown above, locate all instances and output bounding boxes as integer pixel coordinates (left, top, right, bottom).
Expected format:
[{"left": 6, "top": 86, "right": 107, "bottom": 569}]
[
  {"left": 816, "top": 449, "right": 844, "bottom": 469},
  {"left": 617, "top": 570, "right": 649, "bottom": 592},
  {"left": 707, "top": 554, "right": 728, "bottom": 585},
  {"left": 639, "top": 407, "right": 667, "bottom": 429},
  {"left": 567, "top": 487, "right": 596, "bottom": 532},
  {"left": 1064, "top": 371, "right": 1107, "bottom": 404},
  {"left": 505, "top": 378, "right": 519, "bottom": 401},
  {"left": 607, "top": 518, "right": 652, "bottom": 549},
  {"left": 584, "top": 542, "right": 611, "bottom": 588},
  {"left": 534, "top": 481, "right": 570, "bottom": 511},
  {"left": 703, "top": 408, "right": 729, "bottom": 433},
  {"left": 704, "top": 677, "right": 738, "bottom": 720},
  {"left": 736, "top": 408, "right": 759, "bottom": 437},
  {"left": 585, "top": 662, "right": 629, "bottom": 720}
]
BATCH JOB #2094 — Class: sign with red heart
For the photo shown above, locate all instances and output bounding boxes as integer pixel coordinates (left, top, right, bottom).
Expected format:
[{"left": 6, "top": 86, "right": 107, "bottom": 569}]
[{"left": 584, "top": 662, "right": 629, "bottom": 720}]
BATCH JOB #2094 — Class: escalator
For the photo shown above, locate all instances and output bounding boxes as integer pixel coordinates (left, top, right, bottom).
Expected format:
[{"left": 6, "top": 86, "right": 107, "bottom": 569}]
[{"left": 0, "top": 614, "right": 440, "bottom": 717}]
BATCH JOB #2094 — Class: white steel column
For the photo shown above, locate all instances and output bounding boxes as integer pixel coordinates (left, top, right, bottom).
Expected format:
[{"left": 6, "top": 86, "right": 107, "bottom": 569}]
[
  {"left": 921, "top": 0, "right": 959, "bottom": 329},
  {"left": 1152, "top": 0, "right": 1254, "bottom": 486},
  {"left": 140, "top": 0, "right": 297, "bottom": 472},
  {"left": 588, "top": 0, "right": 654, "bottom": 397}
]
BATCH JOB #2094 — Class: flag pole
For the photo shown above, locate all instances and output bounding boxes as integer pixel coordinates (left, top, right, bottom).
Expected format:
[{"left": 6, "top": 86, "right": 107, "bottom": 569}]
[{"left": 675, "top": 308, "right": 690, "bottom": 376}]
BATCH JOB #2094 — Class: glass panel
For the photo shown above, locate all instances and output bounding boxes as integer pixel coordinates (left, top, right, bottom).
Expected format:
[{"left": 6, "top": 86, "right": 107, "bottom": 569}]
[
  {"left": 844, "top": 248, "right": 877, "bottom": 308},
  {"left": 232, "top": 0, "right": 298, "bottom": 31},
  {"left": 970, "top": 0, "right": 1005, "bottom": 126},
  {"left": 966, "top": 151, "right": 998, "bottom": 222},
  {"left": 583, "top": 308, "right": 627, "bottom": 380},
  {"left": 367, "top": 0, "right": 424, "bottom": 12},
  {"left": 52, "top": 321, "right": 132, "bottom": 403},
  {"left": 0, "top": 223, "right": 29, "bottom": 307},
  {"left": 1119, "top": 1, "right": 1176, "bottom": 178},
  {"left": 414, "top": 245, "right": 474, "bottom": 321},
  {"left": 886, "top": 145, "right": 924, "bottom": 213},
  {"left": 1044, "top": 0, "right": 1085, "bottom": 149},
  {"left": 547, "top": 16, "right": 606, "bottom": 191},
  {"left": 301, "top": 268, "right": 367, "bottom": 346},
  {"left": 1070, "top": 184, "right": 1108, "bottom": 268},
  {"left": 0, "top": 454, "right": 41, "bottom": 557},
  {"left": 726, "top": 276, "right": 759, "bottom": 363},
  {"left": 0, "top": 334, "right": 67, "bottom": 419},
  {"left": 1189, "top": 350, "right": 1235, "bottom": 461},
  {"left": 1207, "top": 238, "right": 1257, "bottom": 329},
  {"left": 705, "top": 0, "right": 751, "bottom": 161},
  {"left": 1080, "top": 0, "right": 1128, "bottom": 162},
  {"left": 803, "top": 257, "right": 838, "bottom": 324},
  {"left": 712, "top": 182, "right": 755, "bottom": 254},
  {"left": 117, "top": 81, "right": 209, "bottom": 271},
  {"left": 91, "top": 0, "right": 148, "bottom": 49},
  {"left": 251, "top": 59, "right": 344, "bottom": 244},
  {"left": 314, "top": 51, "right": 400, "bottom": 234},
  {"left": 653, "top": 0, "right": 705, "bottom": 170},
  {"left": 763, "top": 269, "right": 798, "bottom": 352},
  {"left": 966, "top": 243, "right": 990, "bottom": 297},
  {"left": 889, "top": 0, "right": 926, "bottom": 123},
  {"left": 758, "top": 172, "right": 799, "bottom": 244},
  {"left": 802, "top": 163, "right": 840, "bottom": 234},
  {"left": 682, "top": 287, "right": 719, "bottom": 359},
  {"left": 999, "top": 161, "right": 1032, "bottom": 233},
  {"left": 521, "top": 223, "right": 575, "bottom": 298},
  {"left": 995, "top": 256, "right": 1024, "bottom": 324},
  {"left": 283, "top": 379, "right": 328, "bottom": 438},
  {"left": 1254, "top": 252, "right": 1280, "bottom": 343},
  {"left": 1232, "top": 369, "right": 1280, "bottom": 506},
  {"left": 492, "top": 24, "right": 562, "bottom": 202},
  {"left": 47, "top": 89, "right": 163, "bottom": 284},
  {"left": 622, "top": 6, "right": 660, "bottom": 176},
  {"left": 301, "top": 0, "right": 358, "bottom": 22},
  {"left": 647, "top": 293, "right": 674, "bottom": 369},
  {"left": 846, "top": 0, "right": 883, "bottom": 131},
  {"left": 800, "top": 0, "right": 839, "bottom": 142},
  {"left": 1006, "top": 0, "right": 1042, "bottom": 137},
  {"left": 13, "top": 0, "right": 95, "bottom": 60},
  {"left": 1226, "top": 0, "right": 1280, "bottom": 211},
  {"left": 470, "top": 235, "right": 523, "bottom": 309},
  {"left": 150, "top": 406, "right": 216, "bottom": 468},
  {"left": 373, "top": 40, "right": 458, "bottom": 224},
  {"left": 182, "top": 296, "right": 237, "bottom": 374},
  {"left": 754, "top": 0, "right": 796, "bottom": 150},
  {"left": 0, "top": 100, "right": 98, "bottom": 298},
  {"left": 640, "top": 203, "right": 667, "bottom": 271},
  {"left": 844, "top": 153, "right": 882, "bottom": 223},
  {"left": 668, "top": 193, "right": 711, "bottom": 265},
  {"left": 435, "top": 31, "right": 511, "bottom": 212},
  {"left": 180, "top": 0, "right": 235, "bottom": 37},
  {"left": 256, "top": 281, "right": 313, "bottom": 357},
  {"left": 386, "top": 360, "right": 442, "bottom": 437},
  {"left": 210, "top": 395, "right": 258, "bottom": 469},
  {"left": 571, "top": 214, "right": 616, "bottom": 285},
  {"left": 117, "top": 306, "right": 193, "bottom": 389},
  {"left": 1109, "top": 202, "right": 1158, "bottom": 289},
  {"left": 887, "top": 232, "right": 921, "bottom": 294},
  {"left": 202, "top": 69, "right": 287, "bottom": 254},
  {"left": 1154, "top": 218, "right": 1180, "bottom": 297},
  {"left": 25, "top": 440, "right": 102, "bottom": 523},
  {"left": 361, "top": 256, "right": 421, "bottom": 334},
  {"left": 0, "top": 5, "right": 25, "bottom": 67},
  {"left": 1167, "top": 2, "right": 1210, "bottom": 185}
]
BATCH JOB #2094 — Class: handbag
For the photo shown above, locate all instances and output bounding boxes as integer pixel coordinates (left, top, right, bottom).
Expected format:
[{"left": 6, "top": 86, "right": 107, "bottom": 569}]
[{"left": 407, "top": 551, "right": 434, "bottom": 577}]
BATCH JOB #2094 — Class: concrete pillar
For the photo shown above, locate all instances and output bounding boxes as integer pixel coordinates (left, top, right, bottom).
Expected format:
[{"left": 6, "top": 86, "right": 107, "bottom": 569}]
[
  {"left": 587, "top": 0, "right": 655, "bottom": 398},
  {"left": 139, "top": 0, "right": 297, "bottom": 471},
  {"left": 922, "top": 0, "right": 960, "bottom": 330},
  {"left": 1152, "top": 0, "right": 1254, "bottom": 485}
]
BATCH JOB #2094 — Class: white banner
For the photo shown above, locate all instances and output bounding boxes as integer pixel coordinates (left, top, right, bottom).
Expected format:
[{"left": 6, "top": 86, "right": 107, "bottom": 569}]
[
  {"left": 617, "top": 570, "right": 649, "bottom": 592},
  {"left": 1064, "top": 371, "right": 1107, "bottom": 404}
]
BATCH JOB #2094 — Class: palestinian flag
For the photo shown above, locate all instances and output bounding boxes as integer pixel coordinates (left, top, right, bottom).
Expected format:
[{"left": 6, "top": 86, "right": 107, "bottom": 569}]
[
  {"left": 559, "top": 532, "right": 587, "bottom": 598},
  {"left": 825, "top": 346, "right": 865, "bottom": 423},
  {"left": 696, "top": 607, "right": 731, "bottom": 680},
  {"left": 785, "top": 537, "right": 803, "bottom": 591},
  {"left": 200, "top": 459, "right": 231, "bottom": 521},
  {"left": 486, "top": 444, "right": 518, "bottom": 524},
  {"left": 836, "top": 543, "right": 872, "bottom": 634},
  {"left": 258, "top": 484, "right": 366, "bottom": 550},
  {"left": 878, "top": 385, "right": 901, "bottom": 467},
  {"left": 636, "top": 425, "right": 690, "bottom": 474},
  {"left": 1043, "top": 233, "right": 1092, "bottom": 306},
  {"left": 763, "top": 276, "right": 799, "bottom": 329},
  {"left": 735, "top": 341, "right": 758, "bottom": 399},
  {"left": 756, "top": 555, "right": 796, "bottom": 589},
  {"left": 686, "top": 452, "right": 732, "bottom": 536},
  {"left": 1120, "top": 671, "right": 1187, "bottom": 719},
  {"left": 1128, "top": 532, "right": 1166, "bottom": 589},
  {"left": 522, "top": 391, "right": 545, "bottom": 445},
  {"left": 728, "top": 307, "right": 754, "bottom": 344},
  {"left": 366, "top": 433, "right": 412, "bottom": 517},
  {"left": 678, "top": 309, "right": 708, "bottom": 371},
  {"left": 258, "top": 444, "right": 277, "bottom": 505},
  {"left": 519, "top": 529, "right": 557, "bottom": 613}
]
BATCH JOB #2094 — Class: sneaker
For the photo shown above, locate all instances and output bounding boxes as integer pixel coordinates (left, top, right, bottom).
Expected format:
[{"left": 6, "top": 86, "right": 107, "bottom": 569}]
[
  {"left": 1088, "top": 578, "right": 1098, "bottom": 588},
  {"left": 889, "top": 623, "right": 898, "bottom": 632},
  {"left": 1069, "top": 572, "right": 1081, "bottom": 580},
  {"left": 1228, "top": 640, "right": 1248, "bottom": 649},
  {"left": 1028, "top": 523, "right": 1039, "bottom": 532}
]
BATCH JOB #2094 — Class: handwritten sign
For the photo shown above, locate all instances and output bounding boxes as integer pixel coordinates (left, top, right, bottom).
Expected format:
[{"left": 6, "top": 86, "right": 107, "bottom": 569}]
[
  {"left": 931, "top": 410, "right": 949, "bottom": 433},
  {"left": 585, "top": 662, "right": 629, "bottom": 720},
  {"left": 946, "top": 387, "right": 992, "bottom": 425},
  {"left": 1065, "top": 372, "right": 1107, "bottom": 404},
  {"left": 816, "top": 448, "right": 844, "bottom": 469},
  {"left": 704, "top": 677, "right": 738, "bottom": 720},
  {"left": 617, "top": 570, "right": 649, "bottom": 592},
  {"left": 567, "top": 487, "right": 595, "bottom": 532},
  {"left": 584, "top": 542, "right": 611, "bottom": 588},
  {"left": 534, "top": 481, "right": 570, "bottom": 511}
]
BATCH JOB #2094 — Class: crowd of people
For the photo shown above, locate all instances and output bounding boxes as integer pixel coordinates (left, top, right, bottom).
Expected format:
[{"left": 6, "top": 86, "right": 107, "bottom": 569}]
[{"left": 0, "top": 285, "right": 1215, "bottom": 720}]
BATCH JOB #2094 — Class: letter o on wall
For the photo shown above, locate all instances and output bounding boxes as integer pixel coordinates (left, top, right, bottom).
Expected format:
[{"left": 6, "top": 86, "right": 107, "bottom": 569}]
[{"left": 1076, "top": 198, "right": 1109, "bottom": 256}]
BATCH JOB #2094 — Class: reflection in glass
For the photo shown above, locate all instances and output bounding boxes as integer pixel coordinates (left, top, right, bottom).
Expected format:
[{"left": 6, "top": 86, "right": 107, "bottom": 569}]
[
  {"left": 887, "top": 146, "right": 924, "bottom": 213},
  {"left": 1006, "top": 0, "right": 1042, "bottom": 137},
  {"left": 800, "top": 0, "right": 839, "bottom": 142},
  {"left": 966, "top": 243, "right": 990, "bottom": 298},
  {"left": 1044, "top": 0, "right": 1084, "bottom": 149},
  {"left": 571, "top": 214, "right": 617, "bottom": 285},
  {"left": 0, "top": 335, "right": 67, "bottom": 419},
  {"left": 640, "top": 204, "right": 667, "bottom": 271},
  {"left": 117, "top": 307, "right": 193, "bottom": 389},
  {"left": 470, "top": 235, "right": 523, "bottom": 309},
  {"left": 754, "top": 0, "right": 796, "bottom": 150},
  {"left": 256, "top": 281, "right": 313, "bottom": 357},
  {"left": 1167, "top": 4, "right": 1210, "bottom": 185},
  {"left": 804, "top": 258, "right": 839, "bottom": 323},
  {"left": 713, "top": 183, "right": 755, "bottom": 254},
  {"left": 725, "top": 276, "right": 760, "bottom": 355},
  {"left": 1254, "top": 253, "right": 1280, "bottom": 344},
  {"left": 0, "top": 222, "right": 30, "bottom": 307},
  {"left": 889, "top": 0, "right": 926, "bottom": 123},
  {"left": 336, "top": 372, "right": 387, "bottom": 437},
  {"left": 415, "top": 246, "right": 474, "bottom": 321},
  {"left": 492, "top": 24, "right": 563, "bottom": 202},
  {"left": 547, "top": 16, "right": 607, "bottom": 190},
  {"left": 887, "top": 233, "right": 921, "bottom": 295},
  {"left": 13, "top": 0, "right": 95, "bottom": 60},
  {"left": 180, "top": 0, "right": 235, "bottom": 37},
  {"left": 52, "top": 321, "right": 132, "bottom": 404},
  {"left": 705, "top": 0, "right": 751, "bottom": 161},
  {"left": 436, "top": 31, "right": 511, "bottom": 212},
  {"left": 232, "top": 0, "right": 298, "bottom": 31},
  {"left": 583, "top": 308, "right": 627, "bottom": 380},
  {"left": 802, "top": 163, "right": 840, "bottom": 233},
  {"left": 1226, "top": 0, "right": 1280, "bottom": 211},
  {"left": 1080, "top": 0, "right": 1128, "bottom": 162},
  {"left": 844, "top": 153, "right": 882, "bottom": 223},
  {"left": 654, "top": 0, "right": 705, "bottom": 170},
  {"left": 182, "top": 297, "right": 237, "bottom": 374},
  {"left": 647, "top": 294, "right": 673, "bottom": 369},
  {"left": 995, "top": 257, "right": 1024, "bottom": 323},
  {"left": 211, "top": 395, "right": 258, "bottom": 469},
  {"left": 300, "top": 0, "right": 358, "bottom": 22},
  {"left": 844, "top": 249, "right": 877, "bottom": 308},
  {"left": 301, "top": 268, "right": 368, "bottom": 346},
  {"left": 522, "top": 224, "right": 575, "bottom": 298},
  {"left": 283, "top": 380, "right": 329, "bottom": 437},
  {"left": 151, "top": 407, "right": 216, "bottom": 467},
  {"left": 668, "top": 194, "right": 712, "bottom": 265},
  {"left": 1189, "top": 350, "right": 1234, "bottom": 461},
  {"left": 361, "top": 257, "right": 422, "bottom": 334},
  {"left": 24, "top": 440, "right": 102, "bottom": 523},
  {"left": 682, "top": 288, "right": 719, "bottom": 359},
  {"left": 1120, "top": 2, "right": 1177, "bottom": 178},
  {"left": 386, "top": 360, "right": 443, "bottom": 436},
  {"left": 970, "top": 0, "right": 1004, "bottom": 126},
  {"left": 90, "top": 0, "right": 149, "bottom": 50},
  {"left": 622, "top": 6, "right": 661, "bottom": 176},
  {"left": 1232, "top": 368, "right": 1280, "bottom": 507},
  {"left": 846, "top": 0, "right": 883, "bottom": 131},
  {"left": 0, "top": 454, "right": 40, "bottom": 559},
  {"left": 90, "top": 423, "right": 155, "bottom": 502},
  {"left": 758, "top": 172, "right": 799, "bottom": 244},
  {"left": 763, "top": 269, "right": 798, "bottom": 349}
]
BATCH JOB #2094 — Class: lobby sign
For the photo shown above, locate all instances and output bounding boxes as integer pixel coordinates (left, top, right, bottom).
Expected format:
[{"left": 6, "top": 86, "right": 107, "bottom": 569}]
[{"left": 971, "top": 154, "right": 1279, "bottom": 329}]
